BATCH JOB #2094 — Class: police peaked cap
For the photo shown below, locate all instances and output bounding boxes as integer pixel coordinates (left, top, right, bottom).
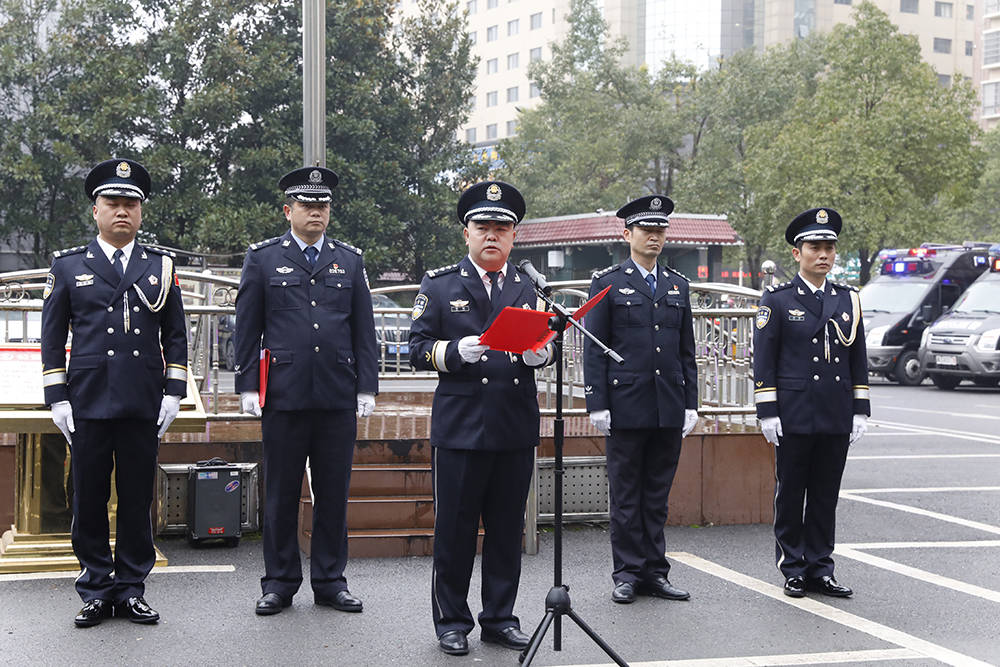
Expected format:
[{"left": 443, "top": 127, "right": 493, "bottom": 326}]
[
  {"left": 785, "top": 207, "right": 842, "bottom": 245},
  {"left": 616, "top": 194, "right": 674, "bottom": 227},
  {"left": 456, "top": 181, "right": 525, "bottom": 225},
  {"left": 85, "top": 159, "right": 151, "bottom": 201},
  {"left": 279, "top": 166, "right": 339, "bottom": 203}
]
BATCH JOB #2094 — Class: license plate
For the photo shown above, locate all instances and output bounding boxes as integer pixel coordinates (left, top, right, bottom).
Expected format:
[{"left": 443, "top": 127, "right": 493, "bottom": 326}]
[{"left": 936, "top": 355, "right": 958, "bottom": 366}]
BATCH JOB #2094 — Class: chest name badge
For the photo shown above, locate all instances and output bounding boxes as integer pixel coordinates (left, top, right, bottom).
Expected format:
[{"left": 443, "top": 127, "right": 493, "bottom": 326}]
[
  {"left": 668, "top": 289, "right": 680, "bottom": 295},
  {"left": 788, "top": 308, "right": 805, "bottom": 322},
  {"left": 74, "top": 273, "right": 94, "bottom": 287},
  {"left": 276, "top": 266, "right": 294, "bottom": 274},
  {"left": 329, "top": 263, "right": 346, "bottom": 274},
  {"left": 450, "top": 299, "right": 470, "bottom": 313}
]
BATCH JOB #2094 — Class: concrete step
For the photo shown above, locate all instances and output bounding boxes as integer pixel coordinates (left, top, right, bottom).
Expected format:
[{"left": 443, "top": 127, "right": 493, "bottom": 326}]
[
  {"left": 347, "top": 496, "right": 435, "bottom": 530},
  {"left": 299, "top": 527, "right": 486, "bottom": 559},
  {"left": 349, "top": 464, "right": 432, "bottom": 497}
]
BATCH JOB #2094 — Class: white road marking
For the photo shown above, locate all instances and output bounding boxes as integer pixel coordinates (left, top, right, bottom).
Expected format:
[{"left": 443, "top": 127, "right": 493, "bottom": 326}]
[
  {"left": 839, "top": 492, "right": 1000, "bottom": 536},
  {"left": 841, "top": 486, "right": 1000, "bottom": 494},
  {"left": 848, "top": 454, "right": 1000, "bottom": 460},
  {"left": 666, "top": 552, "right": 989, "bottom": 667},
  {"left": 562, "top": 648, "right": 923, "bottom": 667},
  {"left": 836, "top": 546, "right": 1000, "bottom": 604},
  {"left": 841, "top": 540, "right": 1000, "bottom": 549},
  {"left": 876, "top": 405, "right": 1000, "bottom": 421},
  {"left": 869, "top": 420, "right": 1000, "bottom": 445},
  {"left": 0, "top": 564, "right": 236, "bottom": 583}
]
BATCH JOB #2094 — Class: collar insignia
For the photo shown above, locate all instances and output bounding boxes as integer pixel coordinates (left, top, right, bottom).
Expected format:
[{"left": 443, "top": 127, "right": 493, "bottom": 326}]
[
  {"left": 624, "top": 268, "right": 634, "bottom": 274},
  {"left": 86, "top": 250, "right": 95, "bottom": 258},
  {"left": 460, "top": 268, "right": 469, "bottom": 277},
  {"left": 281, "top": 240, "right": 291, "bottom": 247}
]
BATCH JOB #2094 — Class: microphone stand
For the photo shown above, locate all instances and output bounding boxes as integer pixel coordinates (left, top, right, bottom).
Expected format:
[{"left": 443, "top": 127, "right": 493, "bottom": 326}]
[{"left": 520, "top": 284, "right": 627, "bottom": 667}]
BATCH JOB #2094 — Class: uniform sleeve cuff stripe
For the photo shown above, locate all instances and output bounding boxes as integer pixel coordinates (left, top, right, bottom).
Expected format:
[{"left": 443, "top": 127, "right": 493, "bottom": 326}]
[
  {"left": 853, "top": 388, "right": 870, "bottom": 399},
  {"left": 43, "top": 368, "right": 66, "bottom": 374},
  {"left": 754, "top": 391, "right": 777, "bottom": 403},
  {"left": 433, "top": 341, "right": 449, "bottom": 373},
  {"left": 166, "top": 364, "right": 187, "bottom": 370},
  {"left": 754, "top": 387, "right": 776, "bottom": 393},
  {"left": 166, "top": 368, "right": 188, "bottom": 381},
  {"left": 43, "top": 372, "right": 67, "bottom": 387}
]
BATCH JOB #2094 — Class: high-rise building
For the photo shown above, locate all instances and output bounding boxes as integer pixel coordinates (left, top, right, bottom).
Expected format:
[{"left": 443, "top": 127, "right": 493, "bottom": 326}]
[{"left": 983, "top": 0, "right": 1000, "bottom": 128}]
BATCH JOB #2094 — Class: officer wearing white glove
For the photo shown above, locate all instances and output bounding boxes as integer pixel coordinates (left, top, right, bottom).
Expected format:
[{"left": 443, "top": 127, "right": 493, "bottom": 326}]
[
  {"left": 240, "top": 391, "right": 262, "bottom": 417},
  {"left": 589, "top": 409, "right": 611, "bottom": 436},
  {"left": 521, "top": 347, "right": 550, "bottom": 368},
  {"left": 51, "top": 400, "right": 75, "bottom": 444},
  {"left": 458, "top": 336, "right": 489, "bottom": 364},
  {"left": 681, "top": 409, "right": 699, "bottom": 438},
  {"left": 156, "top": 395, "right": 182, "bottom": 438},
  {"left": 357, "top": 393, "right": 375, "bottom": 418},
  {"left": 759, "top": 416, "right": 783, "bottom": 445},
  {"left": 850, "top": 414, "right": 867, "bottom": 445}
]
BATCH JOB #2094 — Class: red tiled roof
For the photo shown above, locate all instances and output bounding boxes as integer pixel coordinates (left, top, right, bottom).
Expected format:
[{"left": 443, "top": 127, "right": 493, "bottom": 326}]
[{"left": 514, "top": 213, "right": 741, "bottom": 248}]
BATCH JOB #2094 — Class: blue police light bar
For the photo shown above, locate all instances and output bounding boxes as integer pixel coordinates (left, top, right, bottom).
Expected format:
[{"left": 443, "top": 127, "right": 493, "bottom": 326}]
[
  {"left": 973, "top": 255, "right": 989, "bottom": 267},
  {"left": 894, "top": 261, "right": 906, "bottom": 273}
]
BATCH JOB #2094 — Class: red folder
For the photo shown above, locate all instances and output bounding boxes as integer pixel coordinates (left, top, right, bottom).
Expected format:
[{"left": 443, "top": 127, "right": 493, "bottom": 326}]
[
  {"left": 479, "top": 286, "right": 611, "bottom": 353},
  {"left": 258, "top": 348, "right": 270, "bottom": 408}
]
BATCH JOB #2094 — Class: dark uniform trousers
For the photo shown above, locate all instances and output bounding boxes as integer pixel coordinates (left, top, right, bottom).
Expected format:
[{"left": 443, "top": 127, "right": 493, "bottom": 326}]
[
  {"left": 753, "top": 274, "right": 870, "bottom": 580},
  {"left": 584, "top": 258, "right": 699, "bottom": 586},
  {"left": 41, "top": 240, "right": 188, "bottom": 603},
  {"left": 409, "top": 256, "right": 552, "bottom": 638}
]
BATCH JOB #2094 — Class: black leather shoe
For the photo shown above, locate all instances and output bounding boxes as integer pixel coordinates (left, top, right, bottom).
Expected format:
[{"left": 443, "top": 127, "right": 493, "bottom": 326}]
[
  {"left": 255, "top": 592, "right": 291, "bottom": 616},
  {"left": 807, "top": 575, "right": 853, "bottom": 597},
  {"left": 639, "top": 575, "right": 690, "bottom": 600},
  {"left": 74, "top": 599, "right": 113, "bottom": 628},
  {"left": 783, "top": 576, "right": 806, "bottom": 598},
  {"left": 116, "top": 596, "right": 159, "bottom": 624},
  {"left": 315, "top": 590, "right": 363, "bottom": 613},
  {"left": 611, "top": 581, "right": 636, "bottom": 604},
  {"left": 481, "top": 626, "right": 530, "bottom": 650},
  {"left": 438, "top": 630, "right": 469, "bottom": 656}
]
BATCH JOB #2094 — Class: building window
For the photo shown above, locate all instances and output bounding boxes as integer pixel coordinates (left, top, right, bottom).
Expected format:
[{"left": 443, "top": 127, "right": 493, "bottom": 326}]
[
  {"left": 937, "top": 73, "right": 951, "bottom": 86},
  {"left": 985, "top": 31, "right": 1000, "bottom": 66},
  {"left": 530, "top": 46, "right": 542, "bottom": 62},
  {"left": 487, "top": 25, "right": 498, "bottom": 41},
  {"left": 984, "top": 81, "right": 1000, "bottom": 116},
  {"left": 934, "top": 2, "right": 952, "bottom": 17},
  {"left": 507, "top": 86, "right": 519, "bottom": 102},
  {"left": 469, "top": 95, "right": 476, "bottom": 110},
  {"left": 487, "top": 0, "right": 498, "bottom": 7},
  {"left": 467, "top": 0, "right": 476, "bottom": 14},
  {"left": 530, "top": 12, "right": 542, "bottom": 29},
  {"left": 834, "top": 0, "right": 851, "bottom": 4},
  {"left": 966, "top": 40, "right": 974, "bottom": 56},
  {"left": 486, "top": 123, "right": 498, "bottom": 140},
  {"left": 933, "top": 37, "right": 951, "bottom": 53},
  {"left": 469, "top": 31, "right": 477, "bottom": 45},
  {"left": 487, "top": 58, "right": 498, "bottom": 74},
  {"left": 529, "top": 82, "right": 540, "bottom": 98},
  {"left": 967, "top": 4, "right": 975, "bottom": 19},
  {"left": 900, "top": 0, "right": 919, "bottom": 13},
  {"left": 486, "top": 91, "right": 498, "bottom": 107},
  {"left": 506, "top": 120, "right": 518, "bottom": 136},
  {"left": 507, "top": 52, "right": 519, "bottom": 69},
  {"left": 508, "top": 19, "right": 519, "bottom": 36},
  {"left": 465, "top": 127, "right": 477, "bottom": 143},
  {"left": 988, "top": 0, "right": 1000, "bottom": 16}
]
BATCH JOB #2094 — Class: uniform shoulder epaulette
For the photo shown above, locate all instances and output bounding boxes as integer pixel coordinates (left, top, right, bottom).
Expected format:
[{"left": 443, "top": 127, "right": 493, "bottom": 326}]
[
  {"left": 592, "top": 264, "right": 621, "bottom": 279},
  {"left": 765, "top": 281, "right": 794, "bottom": 293},
  {"left": 334, "top": 239, "right": 363, "bottom": 255},
  {"left": 831, "top": 281, "right": 858, "bottom": 292},
  {"left": 665, "top": 265, "right": 689, "bottom": 282},
  {"left": 144, "top": 245, "right": 176, "bottom": 258},
  {"left": 52, "top": 245, "right": 87, "bottom": 259},
  {"left": 426, "top": 263, "right": 460, "bottom": 278},
  {"left": 249, "top": 236, "right": 282, "bottom": 251}
]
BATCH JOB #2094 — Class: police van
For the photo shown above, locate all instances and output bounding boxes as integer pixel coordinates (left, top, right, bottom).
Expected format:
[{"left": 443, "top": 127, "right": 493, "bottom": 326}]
[
  {"left": 861, "top": 243, "right": 992, "bottom": 385},
  {"left": 917, "top": 246, "right": 1000, "bottom": 389}
]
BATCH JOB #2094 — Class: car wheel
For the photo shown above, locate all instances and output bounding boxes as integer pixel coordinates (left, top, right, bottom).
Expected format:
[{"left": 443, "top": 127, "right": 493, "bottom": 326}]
[
  {"left": 893, "top": 350, "right": 923, "bottom": 386},
  {"left": 225, "top": 340, "right": 236, "bottom": 371},
  {"left": 930, "top": 374, "right": 961, "bottom": 390}
]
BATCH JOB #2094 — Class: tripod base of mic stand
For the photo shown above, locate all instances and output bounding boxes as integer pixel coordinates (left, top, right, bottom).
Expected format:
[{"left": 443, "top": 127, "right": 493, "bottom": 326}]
[{"left": 519, "top": 585, "right": 627, "bottom": 666}]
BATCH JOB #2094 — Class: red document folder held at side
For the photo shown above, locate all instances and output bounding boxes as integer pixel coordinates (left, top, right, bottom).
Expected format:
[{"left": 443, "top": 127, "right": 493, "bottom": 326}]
[
  {"left": 479, "top": 286, "right": 611, "bottom": 353},
  {"left": 258, "top": 348, "right": 270, "bottom": 408}
]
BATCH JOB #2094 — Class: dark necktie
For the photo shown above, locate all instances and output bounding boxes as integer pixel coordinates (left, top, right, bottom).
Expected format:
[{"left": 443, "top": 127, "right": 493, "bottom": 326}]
[
  {"left": 645, "top": 273, "right": 656, "bottom": 294},
  {"left": 486, "top": 271, "right": 502, "bottom": 308},
  {"left": 304, "top": 246, "right": 318, "bottom": 269},
  {"left": 815, "top": 289, "right": 824, "bottom": 303},
  {"left": 112, "top": 248, "right": 125, "bottom": 280}
]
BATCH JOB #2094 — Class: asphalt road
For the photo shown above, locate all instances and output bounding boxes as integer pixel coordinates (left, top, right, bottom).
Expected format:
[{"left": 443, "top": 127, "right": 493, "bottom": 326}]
[{"left": 1, "top": 379, "right": 998, "bottom": 666}]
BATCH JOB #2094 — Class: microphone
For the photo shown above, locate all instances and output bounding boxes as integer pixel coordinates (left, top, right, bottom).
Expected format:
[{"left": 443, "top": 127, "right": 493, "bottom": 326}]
[{"left": 516, "top": 259, "right": 552, "bottom": 296}]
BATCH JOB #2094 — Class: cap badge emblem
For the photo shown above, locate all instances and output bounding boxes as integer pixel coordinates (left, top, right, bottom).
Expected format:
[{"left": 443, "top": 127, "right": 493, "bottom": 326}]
[
  {"left": 816, "top": 209, "right": 829, "bottom": 224},
  {"left": 309, "top": 169, "right": 322, "bottom": 183},
  {"left": 486, "top": 183, "right": 502, "bottom": 201},
  {"left": 116, "top": 161, "right": 131, "bottom": 178},
  {"left": 650, "top": 198, "right": 662, "bottom": 210}
]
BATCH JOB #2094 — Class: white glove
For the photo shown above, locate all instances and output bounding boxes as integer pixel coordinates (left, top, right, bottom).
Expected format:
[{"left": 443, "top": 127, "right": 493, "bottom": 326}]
[
  {"left": 850, "top": 414, "right": 868, "bottom": 445},
  {"left": 681, "top": 409, "right": 699, "bottom": 438},
  {"left": 240, "top": 391, "right": 262, "bottom": 417},
  {"left": 357, "top": 393, "right": 375, "bottom": 418},
  {"left": 157, "top": 395, "right": 182, "bottom": 438},
  {"left": 521, "top": 347, "right": 549, "bottom": 367},
  {"left": 760, "top": 416, "right": 783, "bottom": 445},
  {"left": 589, "top": 409, "right": 611, "bottom": 436},
  {"left": 51, "top": 400, "right": 75, "bottom": 444},
  {"left": 458, "top": 336, "right": 489, "bottom": 364}
]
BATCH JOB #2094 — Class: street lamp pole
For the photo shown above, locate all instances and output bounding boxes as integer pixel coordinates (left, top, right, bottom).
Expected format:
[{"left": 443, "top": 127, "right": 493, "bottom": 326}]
[{"left": 302, "top": 0, "right": 326, "bottom": 167}]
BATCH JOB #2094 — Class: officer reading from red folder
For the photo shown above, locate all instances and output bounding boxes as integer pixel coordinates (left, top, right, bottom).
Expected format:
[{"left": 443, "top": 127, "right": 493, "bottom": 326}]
[
  {"left": 234, "top": 166, "right": 378, "bottom": 616},
  {"left": 409, "top": 181, "right": 554, "bottom": 657}
]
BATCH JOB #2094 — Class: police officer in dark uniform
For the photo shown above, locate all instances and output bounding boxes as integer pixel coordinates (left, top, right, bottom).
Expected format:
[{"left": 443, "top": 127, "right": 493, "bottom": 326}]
[
  {"left": 753, "top": 207, "right": 870, "bottom": 598},
  {"left": 583, "top": 195, "right": 699, "bottom": 605},
  {"left": 41, "top": 159, "right": 188, "bottom": 627},
  {"left": 408, "top": 181, "right": 554, "bottom": 657},
  {"left": 235, "top": 167, "right": 378, "bottom": 616}
]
